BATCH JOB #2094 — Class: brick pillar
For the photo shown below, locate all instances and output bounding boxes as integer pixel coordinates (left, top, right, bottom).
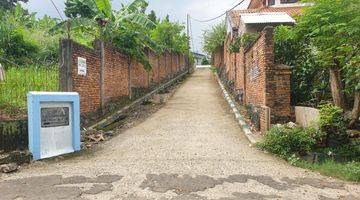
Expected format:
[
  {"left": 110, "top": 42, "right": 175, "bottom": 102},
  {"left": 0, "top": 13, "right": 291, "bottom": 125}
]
[
  {"left": 262, "top": 26, "right": 292, "bottom": 123},
  {"left": 59, "top": 39, "right": 73, "bottom": 92}
]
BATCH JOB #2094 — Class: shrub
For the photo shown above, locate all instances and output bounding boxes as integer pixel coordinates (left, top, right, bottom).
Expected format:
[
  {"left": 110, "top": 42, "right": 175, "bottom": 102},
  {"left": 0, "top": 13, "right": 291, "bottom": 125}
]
[
  {"left": 257, "top": 126, "right": 318, "bottom": 158},
  {"left": 318, "top": 103, "right": 349, "bottom": 147}
]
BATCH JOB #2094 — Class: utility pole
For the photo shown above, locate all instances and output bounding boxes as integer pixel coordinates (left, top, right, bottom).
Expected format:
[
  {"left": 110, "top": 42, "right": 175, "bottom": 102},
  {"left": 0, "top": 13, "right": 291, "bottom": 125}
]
[
  {"left": 187, "top": 14, "right": 190, "bottom": 41},
  {"left": 186, "top": 14, "right": 191, "bottom": 71}
]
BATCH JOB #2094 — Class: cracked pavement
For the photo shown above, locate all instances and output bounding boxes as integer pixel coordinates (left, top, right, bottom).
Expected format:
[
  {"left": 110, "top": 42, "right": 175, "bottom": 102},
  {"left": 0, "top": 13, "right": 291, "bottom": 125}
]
[{"left": 0, "top": 69, "right": 359, "bottom": 199}]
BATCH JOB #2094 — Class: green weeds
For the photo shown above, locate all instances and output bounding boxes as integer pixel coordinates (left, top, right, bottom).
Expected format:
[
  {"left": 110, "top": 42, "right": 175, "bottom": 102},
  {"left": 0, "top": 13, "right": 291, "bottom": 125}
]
[{"left": 0, "top": 66, "right": 58, "bottom": 115}]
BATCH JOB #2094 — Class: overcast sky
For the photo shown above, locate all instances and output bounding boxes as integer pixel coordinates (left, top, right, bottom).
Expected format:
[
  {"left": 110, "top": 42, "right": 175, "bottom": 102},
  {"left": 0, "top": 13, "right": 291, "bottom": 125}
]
[{"left": 24, "top": 0, "right": 250, "bottom": 54}]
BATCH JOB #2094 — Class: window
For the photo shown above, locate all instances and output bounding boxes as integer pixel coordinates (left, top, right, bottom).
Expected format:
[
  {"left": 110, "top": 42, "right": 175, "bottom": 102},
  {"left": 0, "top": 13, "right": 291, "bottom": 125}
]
[
  {"left": 268, "top": 0, "right": 275, "bottom": 6},
  {"left": 281, "top": 0, "right": 298, "bottom": 3}
]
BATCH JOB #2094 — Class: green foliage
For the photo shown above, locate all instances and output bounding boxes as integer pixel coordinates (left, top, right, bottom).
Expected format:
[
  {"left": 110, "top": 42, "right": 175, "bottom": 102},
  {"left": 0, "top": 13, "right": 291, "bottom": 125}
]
[
  {"left": 0, "top": 66, "right": 58, "bottom": 114},
  {"left": 64, "top": 0, "right": 97, "bottom": 18},
  {"left": 201, "top": 57, "right": 210, "bottom": 65},
  {"left": 0, "top": 4, "right": 61, "bottom": 66},
  {"left": 229, "top": 32, "right": 259, "bottom": 53},
  {"left": 62, "top": 0, "right": 190, "bottom": 71},
  {"left": 0, "top": 0, "right": 28, "bottom": 10},
  {"left": 188, "top": 52, "right": 195, "bottom": 66},
  {"left": 275, "top": 0, "right": 360, "bottom": 106},
  {"left": 295, "top": 160, "right": 360, "bottom": 182},
  {"left": 257, "top": 126, "right": 318, "bottom": 158},
  {"left": 150, "top": 19, "right": 189, "bottom": 54},
  {"left": 202, "top": 22, "right": 226, "bottom": 55},
  {"left": 274, "top": 25, "right": 330, "bottom": 106},
  {"left": 315, "top": 140, "right": 360, "bottom": 162},
  {"left": 291, "top": 0, "right": 360, "bottom": 103},
  {"left": 147, "top": 10, "right": 158, "bottom": 25},
  {"left": 318, "top": 103, "right": 348, "bottom": 147}
]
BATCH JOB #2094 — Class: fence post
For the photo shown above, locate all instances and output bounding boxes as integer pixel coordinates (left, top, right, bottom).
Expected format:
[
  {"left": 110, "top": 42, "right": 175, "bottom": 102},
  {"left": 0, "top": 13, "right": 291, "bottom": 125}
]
[
  {"left": 99, "top": 41, "right": 106, "bottom": 113},
  {"left": 59, "top": 39, "right": 73, "bottom": 92},
  {"left": 157, "top": 55, "right": 161, "bottom": 85},
  {"left": 128, "top": 56, "right": 132, "bottom": 100}
]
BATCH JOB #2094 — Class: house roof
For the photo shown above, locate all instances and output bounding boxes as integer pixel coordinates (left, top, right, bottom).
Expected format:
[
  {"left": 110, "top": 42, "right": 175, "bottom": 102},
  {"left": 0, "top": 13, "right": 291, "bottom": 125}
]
[
  {"left": 228, "top": 6, "right": 303, "bottom": 29},
  {"left": 240, "top": 12, "right": 296, "bottom": 24}
]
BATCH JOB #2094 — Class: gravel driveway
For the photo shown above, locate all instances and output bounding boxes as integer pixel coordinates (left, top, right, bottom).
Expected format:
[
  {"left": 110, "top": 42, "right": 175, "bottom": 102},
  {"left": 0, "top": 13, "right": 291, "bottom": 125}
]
[{"left": 0, "top": 69, "right": 359, "bottom": 200}]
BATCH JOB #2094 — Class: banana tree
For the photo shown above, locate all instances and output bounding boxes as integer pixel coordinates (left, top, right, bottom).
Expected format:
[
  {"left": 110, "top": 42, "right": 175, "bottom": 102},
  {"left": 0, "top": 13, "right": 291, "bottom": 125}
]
[{"left": 54, "top": 0, "right": 157, "bottom": 70}]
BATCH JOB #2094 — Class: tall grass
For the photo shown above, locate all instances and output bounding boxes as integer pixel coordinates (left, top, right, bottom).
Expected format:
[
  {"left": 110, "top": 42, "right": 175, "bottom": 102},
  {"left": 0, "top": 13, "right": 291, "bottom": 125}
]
[{"left": 0, "top": 66, "right": 58, "bottom": 115}]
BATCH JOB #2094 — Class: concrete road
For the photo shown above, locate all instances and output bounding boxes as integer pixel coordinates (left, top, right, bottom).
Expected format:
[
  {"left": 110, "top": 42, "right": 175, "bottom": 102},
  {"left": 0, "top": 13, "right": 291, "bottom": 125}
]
[{"left": 1, "top": 69, "right": 359, "bottom": 200}]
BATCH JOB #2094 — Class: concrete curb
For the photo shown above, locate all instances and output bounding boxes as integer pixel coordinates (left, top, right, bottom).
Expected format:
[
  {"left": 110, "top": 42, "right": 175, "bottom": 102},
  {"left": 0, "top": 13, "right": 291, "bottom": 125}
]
[
  {"left": 89, "top": 71, "right": 189, "bottom": 130},
  {"left": 214, "top": 73, "right": 257, "bottom": 144}
]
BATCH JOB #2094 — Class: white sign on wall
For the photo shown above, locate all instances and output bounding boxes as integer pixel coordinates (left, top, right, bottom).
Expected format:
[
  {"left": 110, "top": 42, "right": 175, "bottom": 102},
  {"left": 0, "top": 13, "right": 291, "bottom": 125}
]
[{"left": 77, "top": 57, "right": 87, "bottom": 76}]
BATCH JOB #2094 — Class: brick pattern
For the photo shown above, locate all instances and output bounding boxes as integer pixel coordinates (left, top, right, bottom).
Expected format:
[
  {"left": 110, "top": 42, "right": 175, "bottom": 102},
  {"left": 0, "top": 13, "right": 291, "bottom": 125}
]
[
  {"left": 171, "top": 54, "right": 176, "bottom": 76},
  {"left": 159, "top": 54, "right": 167, "bottom": 82},
  {"left": 244, "top": 28, "right": 268, "bottom": 107},
  {"left": 212, "top": 47, "right": 224, "bottom": 68},
  {"left": 149, "top": 51, "right": 160, "bottom": 84},
  {"left": 165, "top": 52, "right": 172, "bottom": 79},
  {"left": 235, "top": 48, "right": 245, "bottom": 92},
  {"left": 131, "top": 58, "right": 149, "bottom": 89},
  {"left": 71, "top": 41, "right": 101, "bottom": 114},
  {"left": 180, "top": 54, "right": 186, "bottom": 71},
  {"left": 103, "top": 43, "right": 129, "bottom": 102},
  {"left": 216, "top": 26, "right": 291, "bottom": 133},
  {"left": 268, "top": 67, "right": 292, "bottom": 122},
  {"left": 61, "top": 39, "right": 187, "bottom": 116}
]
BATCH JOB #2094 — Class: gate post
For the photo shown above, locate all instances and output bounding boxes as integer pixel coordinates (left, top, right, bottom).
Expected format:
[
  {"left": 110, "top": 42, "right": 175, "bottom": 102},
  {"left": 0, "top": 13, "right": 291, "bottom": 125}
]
[{"left": 59, "top": 39, "right": 73, "bottom": 92}]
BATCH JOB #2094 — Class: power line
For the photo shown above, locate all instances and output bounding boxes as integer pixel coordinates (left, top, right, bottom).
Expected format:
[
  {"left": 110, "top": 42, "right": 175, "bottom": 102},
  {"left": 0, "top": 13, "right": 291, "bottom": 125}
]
[
  {"left": 190, "top": 0, "right": 246, "bottom": 23},
  {"left": 49, "top": 0, "right": 64, "bottom": 21}
]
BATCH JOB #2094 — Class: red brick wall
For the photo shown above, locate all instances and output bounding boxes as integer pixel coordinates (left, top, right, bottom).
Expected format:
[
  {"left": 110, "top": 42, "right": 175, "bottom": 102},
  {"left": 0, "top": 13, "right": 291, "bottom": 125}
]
[
  {"left": 69, "top": 41, "right": 131, "bottom": 114},
  {"left": 71, "top": 41, "right": 101, "bottom": 114},
  {"left": 244, "top": 31, "right": 267, "bottom": 107},
  {"left": 235, "top": 48, "right": 245, "bottom": 92},
  {"left": 104, "top": 43, "right": 129, "bottom": 102},
  {"left": 175, "top": 54, "right": 180, "bottom": 74},
  {"left": 243, "top": 26, "right": 291, "bottom": 131},
  {"left": 159, "top": 54, "right": 167, "bottom": 81},
  {"left": 212, "top": 47, "right": 224, "bottom": 68},
  {"left": 169, "top": 53, "right": 176, "bottom": 76},
  {"left": 180, "top": 54, "right": 185, "bottom": 71},
  {"left": 224, "top": 38, "right": 232, "bottom": 80},
  {"left": 61, "top": 40, "right": 188, "bottom": 116},
  {"left": 131, "top": 58, "right": 149, "bottom": 88},
  {"left": 149, "top": 51, "right": 160, "bottom": 84},
  {"left": 165, "top": 52, "right": 172, "bottom": 78},
  {"left": 230, "top": 53, "right": 236, "bottom": 82},
  {"left": 267, "top": 66, "right": 292, "bottom": 122}
]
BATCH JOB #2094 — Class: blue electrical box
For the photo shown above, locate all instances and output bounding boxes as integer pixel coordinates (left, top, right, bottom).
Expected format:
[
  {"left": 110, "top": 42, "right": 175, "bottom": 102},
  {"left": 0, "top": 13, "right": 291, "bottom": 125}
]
[{"left": 27, "top": 92, "right": 81, "bottom": 160}]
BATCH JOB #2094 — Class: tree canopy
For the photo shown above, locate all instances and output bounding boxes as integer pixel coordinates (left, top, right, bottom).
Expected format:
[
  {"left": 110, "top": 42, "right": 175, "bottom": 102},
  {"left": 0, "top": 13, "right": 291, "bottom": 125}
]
[
  {"left": 202, "top": 22, "right": 226, "bottom": 55},
  {"left": 61, "top": 0, "right": 190, "bottom": 70},
  {"left": 0, "top": 0, "right": 28, "bottom": 10},
  {"left": 274, "top": 0, "right": 360, "bottom": 127}
]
